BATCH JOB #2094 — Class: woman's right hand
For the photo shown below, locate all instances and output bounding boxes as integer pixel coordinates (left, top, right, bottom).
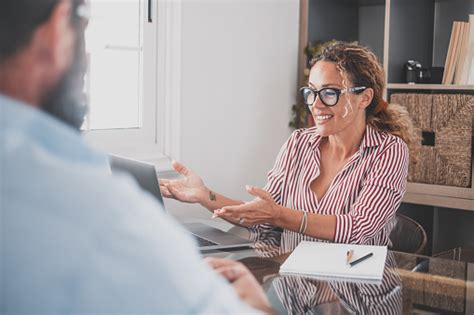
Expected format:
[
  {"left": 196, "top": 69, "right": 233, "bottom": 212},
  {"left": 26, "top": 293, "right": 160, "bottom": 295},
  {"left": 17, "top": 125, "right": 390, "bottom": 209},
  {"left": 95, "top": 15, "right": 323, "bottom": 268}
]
[{"left": 159, "top": 160, "right": 208, "bottom": 204}]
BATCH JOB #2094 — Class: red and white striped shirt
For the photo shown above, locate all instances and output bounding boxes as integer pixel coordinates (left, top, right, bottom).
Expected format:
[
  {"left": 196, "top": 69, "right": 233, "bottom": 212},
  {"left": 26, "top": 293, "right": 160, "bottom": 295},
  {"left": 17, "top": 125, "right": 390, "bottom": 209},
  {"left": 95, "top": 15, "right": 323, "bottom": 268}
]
[
  {"left": 250, "top": 124, "right": 409, "bottom": 251},
  {"left": 250, "top": 125, "right": 407, "bottom": 313}
]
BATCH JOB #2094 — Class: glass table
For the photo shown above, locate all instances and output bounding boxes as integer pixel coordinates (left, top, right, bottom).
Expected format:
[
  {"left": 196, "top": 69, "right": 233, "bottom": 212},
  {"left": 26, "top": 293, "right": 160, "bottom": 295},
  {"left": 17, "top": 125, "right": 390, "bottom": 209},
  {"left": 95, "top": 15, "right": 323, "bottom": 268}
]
[
  {"left": 191, "top": 219, "right": 474, "bottom": 314},
  {"left": 205, "top": 245, "right": 474, "bottom": 314}
]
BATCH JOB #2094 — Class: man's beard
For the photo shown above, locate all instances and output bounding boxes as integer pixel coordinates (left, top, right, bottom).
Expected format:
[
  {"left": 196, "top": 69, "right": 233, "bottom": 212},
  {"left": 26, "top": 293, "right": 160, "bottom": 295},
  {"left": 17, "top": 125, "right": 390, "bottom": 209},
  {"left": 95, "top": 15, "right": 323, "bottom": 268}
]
[{"left": 40, "top": 27, "right": 88, "bottom": 131}]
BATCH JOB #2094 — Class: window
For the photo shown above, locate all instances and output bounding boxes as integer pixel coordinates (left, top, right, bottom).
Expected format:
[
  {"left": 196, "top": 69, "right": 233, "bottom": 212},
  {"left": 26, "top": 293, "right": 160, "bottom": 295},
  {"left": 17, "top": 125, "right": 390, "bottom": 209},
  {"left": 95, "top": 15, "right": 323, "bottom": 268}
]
[
  {"left": 82, "top": 0, "right": 181, "bottom": 164},
  {"left": 84, "top": 0, "right": 143, "bottom": 130}
]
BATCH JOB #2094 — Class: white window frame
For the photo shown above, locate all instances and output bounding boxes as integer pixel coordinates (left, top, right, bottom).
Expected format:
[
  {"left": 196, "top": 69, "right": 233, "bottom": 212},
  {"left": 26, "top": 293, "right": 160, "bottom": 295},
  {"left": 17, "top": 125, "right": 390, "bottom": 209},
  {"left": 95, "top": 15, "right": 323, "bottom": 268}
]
[{"left": 82, "top": 0, "right": 181, "bottom": 167}]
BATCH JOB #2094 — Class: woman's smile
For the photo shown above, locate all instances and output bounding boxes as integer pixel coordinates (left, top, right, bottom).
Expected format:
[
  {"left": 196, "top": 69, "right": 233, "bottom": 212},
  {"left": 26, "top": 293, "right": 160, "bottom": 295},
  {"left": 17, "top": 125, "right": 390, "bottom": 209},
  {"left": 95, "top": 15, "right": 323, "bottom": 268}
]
[{"left": 315, "top": 114, "right": 334, "bottom": 124}]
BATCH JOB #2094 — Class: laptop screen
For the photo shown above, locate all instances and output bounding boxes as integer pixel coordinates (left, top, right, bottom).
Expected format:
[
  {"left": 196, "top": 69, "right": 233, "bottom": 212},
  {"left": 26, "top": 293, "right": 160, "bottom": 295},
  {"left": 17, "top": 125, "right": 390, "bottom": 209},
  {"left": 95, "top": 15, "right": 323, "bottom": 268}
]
[{"left": 108, "top": 155, "right": 165, "bottom": 211}]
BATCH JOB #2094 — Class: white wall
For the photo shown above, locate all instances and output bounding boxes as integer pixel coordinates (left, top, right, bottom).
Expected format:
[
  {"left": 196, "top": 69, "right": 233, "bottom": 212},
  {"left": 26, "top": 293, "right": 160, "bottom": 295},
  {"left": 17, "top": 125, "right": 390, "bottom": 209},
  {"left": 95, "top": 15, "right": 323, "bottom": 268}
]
[{"left": 166, "top": 0, "right": 300, "bottom": 219}]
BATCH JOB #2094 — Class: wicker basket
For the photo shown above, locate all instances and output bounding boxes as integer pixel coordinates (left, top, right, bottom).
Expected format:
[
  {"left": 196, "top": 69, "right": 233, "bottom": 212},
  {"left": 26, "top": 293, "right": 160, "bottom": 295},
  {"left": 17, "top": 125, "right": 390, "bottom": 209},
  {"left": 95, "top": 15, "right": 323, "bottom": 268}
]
[{"left": 390, "top": 93, "right": 473, "bottom": 188}]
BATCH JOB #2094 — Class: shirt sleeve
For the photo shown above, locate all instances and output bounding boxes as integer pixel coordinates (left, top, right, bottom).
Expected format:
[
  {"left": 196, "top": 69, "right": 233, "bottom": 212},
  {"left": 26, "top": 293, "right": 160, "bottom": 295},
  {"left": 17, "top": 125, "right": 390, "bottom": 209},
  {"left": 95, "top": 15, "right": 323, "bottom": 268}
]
[{"left": 333, "top": 140, "right": 409, "bottom": 244}]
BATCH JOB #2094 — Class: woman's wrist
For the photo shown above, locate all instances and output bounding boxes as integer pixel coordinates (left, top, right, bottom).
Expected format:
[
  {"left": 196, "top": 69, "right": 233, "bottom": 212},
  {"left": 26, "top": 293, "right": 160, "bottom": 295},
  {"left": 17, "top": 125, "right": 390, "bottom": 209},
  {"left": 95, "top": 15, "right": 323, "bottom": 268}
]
[
  {"left": 271, "top": 206, "right": 305, "bottom": 234},
  {"left": 197, "top": 186, "right": 213, "bottom": 206},
  {"left": 270, "top": 204, "right": 285, "bottom": 226}
]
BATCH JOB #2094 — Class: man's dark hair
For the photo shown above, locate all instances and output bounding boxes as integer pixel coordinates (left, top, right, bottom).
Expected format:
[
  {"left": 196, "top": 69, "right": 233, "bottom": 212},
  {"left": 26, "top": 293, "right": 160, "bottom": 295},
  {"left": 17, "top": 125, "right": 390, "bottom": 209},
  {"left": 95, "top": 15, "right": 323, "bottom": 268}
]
[{"left": 0, "top": 0, "right": 61, "bottom": 61}]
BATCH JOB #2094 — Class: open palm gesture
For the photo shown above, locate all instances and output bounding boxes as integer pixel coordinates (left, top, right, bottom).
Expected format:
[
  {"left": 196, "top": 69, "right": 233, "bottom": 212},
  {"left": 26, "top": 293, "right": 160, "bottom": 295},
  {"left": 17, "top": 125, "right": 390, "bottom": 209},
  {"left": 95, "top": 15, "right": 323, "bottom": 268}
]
[{"left": 159, "top": 161, "right": 208, "bottom": 204}]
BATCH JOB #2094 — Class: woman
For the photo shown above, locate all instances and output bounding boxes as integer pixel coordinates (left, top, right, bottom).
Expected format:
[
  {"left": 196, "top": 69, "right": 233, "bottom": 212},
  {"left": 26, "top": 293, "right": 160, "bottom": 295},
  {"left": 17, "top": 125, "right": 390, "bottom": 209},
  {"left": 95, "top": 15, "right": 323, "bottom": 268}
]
[{"left": 160, "top": 42, "right": 418, "bottom": 252}]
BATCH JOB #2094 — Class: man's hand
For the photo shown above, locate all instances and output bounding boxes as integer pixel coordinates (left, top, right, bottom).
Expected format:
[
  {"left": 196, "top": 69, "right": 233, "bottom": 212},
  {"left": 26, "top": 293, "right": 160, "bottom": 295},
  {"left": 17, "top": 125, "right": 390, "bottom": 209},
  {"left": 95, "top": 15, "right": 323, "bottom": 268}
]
[{"left": 205, "top": 257, "right": 274, "bottom": 314}]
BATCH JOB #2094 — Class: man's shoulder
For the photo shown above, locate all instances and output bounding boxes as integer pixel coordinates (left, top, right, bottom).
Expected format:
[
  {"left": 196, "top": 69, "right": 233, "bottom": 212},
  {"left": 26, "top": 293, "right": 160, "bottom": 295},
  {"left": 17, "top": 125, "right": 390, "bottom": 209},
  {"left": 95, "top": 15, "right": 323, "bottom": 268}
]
[
  {"left": 2, "top": 155, "right": 230, "bottom": 312},
  {"left": 2, "top": 121, "right": 168, "bottom": 238}
]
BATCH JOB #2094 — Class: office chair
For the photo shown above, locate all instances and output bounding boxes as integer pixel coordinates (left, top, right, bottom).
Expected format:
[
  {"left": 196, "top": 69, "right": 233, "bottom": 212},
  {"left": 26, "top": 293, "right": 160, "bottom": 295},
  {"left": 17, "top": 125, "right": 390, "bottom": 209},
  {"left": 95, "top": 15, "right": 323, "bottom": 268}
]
[{"left": 389, "top": 213, "right": 428, "bottom": 255}]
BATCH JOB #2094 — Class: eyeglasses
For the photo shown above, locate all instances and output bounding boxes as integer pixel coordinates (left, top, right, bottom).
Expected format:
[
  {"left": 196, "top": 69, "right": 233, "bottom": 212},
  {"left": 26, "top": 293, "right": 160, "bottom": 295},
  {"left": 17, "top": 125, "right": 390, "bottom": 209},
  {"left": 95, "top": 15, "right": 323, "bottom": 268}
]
[
  {"left": 72, "top": 2, "right": 91, "bottom": 26},
  {"left": 75, "top": 4, "right": 90, "bottom": 21},
  {"left": 300, "top": 86, "right": 367, "bottom": 107}
]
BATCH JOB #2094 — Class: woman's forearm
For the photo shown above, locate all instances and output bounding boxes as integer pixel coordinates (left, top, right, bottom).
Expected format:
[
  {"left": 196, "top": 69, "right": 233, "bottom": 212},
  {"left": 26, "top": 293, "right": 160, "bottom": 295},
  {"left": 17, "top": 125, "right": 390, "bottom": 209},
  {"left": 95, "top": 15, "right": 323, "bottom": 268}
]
[
  {"left": 199, "top": 189, "right": 248, "bottom": 227},
  {"left": 273, "top": 206, "right": 336, "bottom": 241},
  {"left": 199, "top": 187, "right": 244, "bottom": 212}
]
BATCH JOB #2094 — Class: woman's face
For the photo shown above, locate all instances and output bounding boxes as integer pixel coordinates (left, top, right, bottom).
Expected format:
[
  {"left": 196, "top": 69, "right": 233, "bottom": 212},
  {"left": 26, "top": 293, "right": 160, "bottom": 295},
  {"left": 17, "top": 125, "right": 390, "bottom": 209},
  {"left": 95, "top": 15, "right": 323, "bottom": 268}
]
[{"left": 308, "top": 61, "right": 369, "bottom": 137}]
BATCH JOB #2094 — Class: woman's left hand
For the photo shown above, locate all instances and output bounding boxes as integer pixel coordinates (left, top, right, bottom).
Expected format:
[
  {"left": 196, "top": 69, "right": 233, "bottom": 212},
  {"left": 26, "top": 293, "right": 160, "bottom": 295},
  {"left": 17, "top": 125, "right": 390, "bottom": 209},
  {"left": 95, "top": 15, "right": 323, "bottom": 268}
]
[{"left": 213, "top": 185, "right": 282, "bottom": 226}]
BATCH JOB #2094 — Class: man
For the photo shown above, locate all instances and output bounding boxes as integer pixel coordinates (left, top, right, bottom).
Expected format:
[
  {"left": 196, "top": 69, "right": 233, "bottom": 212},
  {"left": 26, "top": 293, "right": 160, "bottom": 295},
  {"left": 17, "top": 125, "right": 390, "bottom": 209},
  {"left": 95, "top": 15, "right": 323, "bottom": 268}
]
[{"left": 0, "top": 0, "right": 272, "bottom": 313}]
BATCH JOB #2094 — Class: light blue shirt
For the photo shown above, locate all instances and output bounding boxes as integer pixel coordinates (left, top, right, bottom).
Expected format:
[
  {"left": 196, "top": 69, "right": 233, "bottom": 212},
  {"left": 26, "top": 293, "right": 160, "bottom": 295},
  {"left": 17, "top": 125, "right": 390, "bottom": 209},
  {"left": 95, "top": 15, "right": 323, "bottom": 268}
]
[{"left": 0, "top": 94, "right": 257, "bottom": 314}]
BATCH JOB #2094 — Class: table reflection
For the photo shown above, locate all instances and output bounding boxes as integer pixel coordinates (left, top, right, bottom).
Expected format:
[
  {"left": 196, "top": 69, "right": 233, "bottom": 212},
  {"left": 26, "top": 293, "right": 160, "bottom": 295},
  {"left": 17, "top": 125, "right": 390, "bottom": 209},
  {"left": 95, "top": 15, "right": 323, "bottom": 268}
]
[
  {"left": 232, "top": 230, "right": 474, "bottom": 314},
  {"left": 244, "top": 227, "right": 400, "bottom": 313},
  {"left": 263, "top": 251, "right": 401, "bottom": 314}
]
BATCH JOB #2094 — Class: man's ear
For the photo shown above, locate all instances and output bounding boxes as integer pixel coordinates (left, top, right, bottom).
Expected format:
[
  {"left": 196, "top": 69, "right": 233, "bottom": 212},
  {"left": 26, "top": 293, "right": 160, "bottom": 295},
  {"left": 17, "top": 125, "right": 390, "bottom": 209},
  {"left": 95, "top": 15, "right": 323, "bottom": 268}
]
[
  {"left": 32, "top": 0, "right": 75, "bottom": 75},
  {"left": 358, "top": 87, "right": 374, "bottom": 110}
]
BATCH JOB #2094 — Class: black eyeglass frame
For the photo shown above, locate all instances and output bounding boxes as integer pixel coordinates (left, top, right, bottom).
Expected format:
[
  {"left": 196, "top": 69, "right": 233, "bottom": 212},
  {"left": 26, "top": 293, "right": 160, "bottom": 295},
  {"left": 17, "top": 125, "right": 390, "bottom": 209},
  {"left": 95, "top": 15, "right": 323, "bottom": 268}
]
[{"left": 300, "top": 86, "right": 367, "bottom": 107}]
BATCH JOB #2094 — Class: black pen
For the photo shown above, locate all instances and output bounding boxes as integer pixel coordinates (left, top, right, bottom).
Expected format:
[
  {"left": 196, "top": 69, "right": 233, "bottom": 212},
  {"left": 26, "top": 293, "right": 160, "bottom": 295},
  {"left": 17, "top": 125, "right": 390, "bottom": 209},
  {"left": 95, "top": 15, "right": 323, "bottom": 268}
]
[{"left": 349, "top": 252, "right": 373, "bottom": 267}]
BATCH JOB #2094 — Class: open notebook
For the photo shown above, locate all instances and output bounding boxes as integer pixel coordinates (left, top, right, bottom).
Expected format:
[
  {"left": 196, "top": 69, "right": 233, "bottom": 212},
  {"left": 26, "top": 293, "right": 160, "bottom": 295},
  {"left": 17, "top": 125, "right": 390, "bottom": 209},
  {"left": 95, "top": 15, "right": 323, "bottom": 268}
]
[{"left": 279, "top": 241, "right": 387, "bottom": 285}]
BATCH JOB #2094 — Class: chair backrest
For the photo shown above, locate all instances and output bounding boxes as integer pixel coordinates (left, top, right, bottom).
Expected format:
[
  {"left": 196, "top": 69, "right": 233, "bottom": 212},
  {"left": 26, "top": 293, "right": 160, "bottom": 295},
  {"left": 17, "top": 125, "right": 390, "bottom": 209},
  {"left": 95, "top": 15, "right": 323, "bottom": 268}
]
[{"left": 389, "top": 213, "right": 427, "bottom": 255}]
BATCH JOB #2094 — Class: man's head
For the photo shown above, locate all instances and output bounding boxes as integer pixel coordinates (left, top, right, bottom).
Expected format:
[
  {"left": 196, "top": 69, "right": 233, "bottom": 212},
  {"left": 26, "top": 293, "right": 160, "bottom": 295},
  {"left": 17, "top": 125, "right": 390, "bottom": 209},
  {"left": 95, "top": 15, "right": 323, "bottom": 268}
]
[{"left": 0, "top": 0, "right": 88, "bottom": 129}]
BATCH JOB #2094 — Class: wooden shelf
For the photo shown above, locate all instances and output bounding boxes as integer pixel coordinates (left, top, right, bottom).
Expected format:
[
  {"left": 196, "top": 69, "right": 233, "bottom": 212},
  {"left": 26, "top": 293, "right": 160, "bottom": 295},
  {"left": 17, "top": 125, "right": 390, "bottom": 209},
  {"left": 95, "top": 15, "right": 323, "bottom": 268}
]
[
  {"left": 407, "top": 182, "right": 474, "bottom": 200},
  {"left": 387, "top": 83, "right": 474, "bottom": 90},
  {"left": 404, "top": 180, "right": 474, "bottom": 210},
  {"left": 403, "top": 192, "right": 474, "bottom": 211}
]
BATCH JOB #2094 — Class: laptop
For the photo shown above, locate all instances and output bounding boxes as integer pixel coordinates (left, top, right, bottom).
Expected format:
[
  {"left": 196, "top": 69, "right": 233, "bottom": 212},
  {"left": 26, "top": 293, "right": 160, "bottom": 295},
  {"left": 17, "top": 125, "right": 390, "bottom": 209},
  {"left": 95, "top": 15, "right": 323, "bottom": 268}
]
[{"left": 108, "top": 154, "right": 254, "bottom": 251}]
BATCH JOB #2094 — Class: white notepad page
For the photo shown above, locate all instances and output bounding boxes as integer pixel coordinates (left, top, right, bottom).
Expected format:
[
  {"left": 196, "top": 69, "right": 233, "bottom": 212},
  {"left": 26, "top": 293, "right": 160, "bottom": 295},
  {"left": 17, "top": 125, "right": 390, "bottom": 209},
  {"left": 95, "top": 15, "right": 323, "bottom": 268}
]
[{"left": 279, "top": 241, "right": 387, "bottom": 283}]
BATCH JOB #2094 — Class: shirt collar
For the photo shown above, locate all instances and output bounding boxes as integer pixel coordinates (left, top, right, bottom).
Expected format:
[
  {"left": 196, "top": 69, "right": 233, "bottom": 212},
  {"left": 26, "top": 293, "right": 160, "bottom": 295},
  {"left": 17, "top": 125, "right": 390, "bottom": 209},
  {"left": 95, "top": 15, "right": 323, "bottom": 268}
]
[
  {"left": 359, "top": 125, "right": 385, "bottom": 150},
  {"left": 1, "top": 93, "right": 108, "bottom": 168}
]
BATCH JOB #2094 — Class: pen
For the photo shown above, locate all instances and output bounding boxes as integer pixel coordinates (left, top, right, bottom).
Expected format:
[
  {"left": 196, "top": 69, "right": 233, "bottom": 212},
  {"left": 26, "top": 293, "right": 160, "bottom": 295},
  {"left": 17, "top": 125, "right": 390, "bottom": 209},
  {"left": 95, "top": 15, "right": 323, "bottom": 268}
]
[
  {"left": 346, "top": 249, "right": 354, "bottom": 265},
  {"left": 349, "top": 252, "right": 373, "bottom": 267}
]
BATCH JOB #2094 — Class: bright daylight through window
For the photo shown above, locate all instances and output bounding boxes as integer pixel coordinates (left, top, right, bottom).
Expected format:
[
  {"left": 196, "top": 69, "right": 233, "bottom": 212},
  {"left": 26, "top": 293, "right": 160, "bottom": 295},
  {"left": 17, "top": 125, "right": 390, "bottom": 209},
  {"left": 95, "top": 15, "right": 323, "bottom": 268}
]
[
  {"left": 83, "top": 0, "right": 143, "bottom": 130},
  {"left": 80, "top": 0, "right": 179, "bottom": 162}
]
